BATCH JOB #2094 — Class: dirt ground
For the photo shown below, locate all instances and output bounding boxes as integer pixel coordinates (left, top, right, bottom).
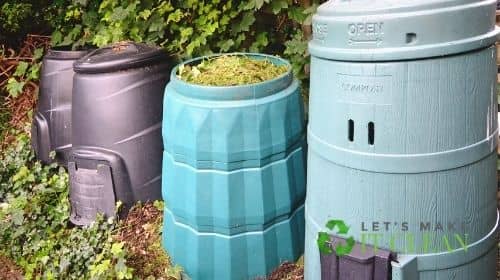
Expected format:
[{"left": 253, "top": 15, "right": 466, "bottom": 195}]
[
  {"left": 115, "top": 202, "right": 180, "bottom": 279},
  {"left": 0, "top": 255, "right": 23, "bottom": 280},
  {"left": 268, "top": 261, "right": 304, "bottom": 280}
]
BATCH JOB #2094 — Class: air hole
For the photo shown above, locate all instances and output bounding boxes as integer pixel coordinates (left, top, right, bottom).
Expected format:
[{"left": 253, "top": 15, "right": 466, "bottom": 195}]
[
  {"left": 348, "top": 119, "right": 354, "bottom": 142},
  {"left": 368, "top": 122, "right": 375, "bottom": 145},
  {"left": 406, "top": 33, "right": 417, "bottom": 44}
]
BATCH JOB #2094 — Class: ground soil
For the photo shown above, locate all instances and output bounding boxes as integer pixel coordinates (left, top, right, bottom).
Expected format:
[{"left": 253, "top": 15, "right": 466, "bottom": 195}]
[
  {"left": 0, "top": 255, "right": 23, "bottom": 280},
  {"left": 115, "top": 202, "right": 180, "bottom": 280},
  {"left": 267, "top": 261, "right": 304, "bottom": 280}
]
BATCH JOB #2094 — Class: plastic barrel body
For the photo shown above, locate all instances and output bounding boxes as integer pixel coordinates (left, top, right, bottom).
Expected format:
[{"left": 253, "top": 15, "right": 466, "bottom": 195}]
[
  {"left": 32, "top": 48, "right": 88, "bottom": 166},
  {"left": 305, "top": 1, "right": 500, "bottom": 279},
  {"left": 69, "top": 43, "right": 171, "bottom": 225},
  {"left": 162, "top": 54, "right": 307, "bottom": 280}
]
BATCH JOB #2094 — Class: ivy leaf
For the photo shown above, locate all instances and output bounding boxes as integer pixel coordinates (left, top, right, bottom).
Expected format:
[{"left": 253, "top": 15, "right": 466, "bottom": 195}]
[
  {"left": 156, "top": 1, "right": 174, "bottom": 14},
  {"left": 110, "top": 242, "right": 123, "bottom": 255},
  {"left": 166, "top": 9, "right": 184, "bottom": 24},
  {"left": 235, "top": 33, "right": 246, "bottom": 48},
  {"left": 6, "top": 78, "right": 25, "bottom": 98},
  {"left": 109, "top": 7, "right": 128, "bottom": 21},
  {"left": 61, "top": 25, "right": 82, "bottom": 46},
  {"left": 288, "top": 6, "right": 307, "bottom": 24},
  {"left": 284, "top": 32, "right": 308, "bottom": 56},
  {"left": 178, "top": 27, "right": 194, "bottom": 45},
  {"left": 303, "top": 4, "right": 319, "bottom": 26},
  {"left": 138, "top": 9, "right": 151, "bottom": 20},
  {"left": 10, "top": 207, "right": 24, "bottom": 226},
  {"left": 255, "top": 0, "right": 265, "bottom": 9},
  {"left": 303, "top": 14, "right": 313, "bottom": 26},
  {"left": 115, "top": 258, "right": 129, "bottom": 278},
  {"left": 250, "top": 32, "right": 268, "bottom": 52},
  {"left": 14, "top": 62, "right": 29, "bottom": 77},
  {"left": 232, "top": 11, "right": 255, "bottom": 34},
  {"left": 51, "top": 30, "right": 63, "bottom": 45},
  {"left": 303, "top": 3, "right": 319, "bottom": 14},
  {"left": 33, "top": 48, "right": 44, "bottom": 61},
  {"left": 270, "top": 0, "right": 288, "bottom": 14},
  {"left": 27, "top": 63, "right": 41, "bottom": 81},
  {"left": 217, "top": 39, "right": 234, "bottom": 52},
  {"left": 148, "top": 15, "right": 165, "bottom": 32}
]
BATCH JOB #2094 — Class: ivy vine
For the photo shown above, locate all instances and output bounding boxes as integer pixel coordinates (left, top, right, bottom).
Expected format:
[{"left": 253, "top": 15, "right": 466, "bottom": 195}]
[{"left": 50, "top": 0, "right": 325, "bottom": 94}]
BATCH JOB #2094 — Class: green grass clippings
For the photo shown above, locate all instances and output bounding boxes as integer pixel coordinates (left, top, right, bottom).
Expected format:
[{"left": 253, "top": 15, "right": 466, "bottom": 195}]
[{"left": 177, "top": 55, "right": 289, "bottom": 86}]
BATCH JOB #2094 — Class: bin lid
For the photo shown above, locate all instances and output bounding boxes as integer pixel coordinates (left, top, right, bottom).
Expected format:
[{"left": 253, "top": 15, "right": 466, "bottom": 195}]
[
  {"left": 309, "top": 0, "right": 500, "bottom": 61},
  {"left": 74, "top": 42, "right": 169, "bottom": 74},
  {"left": 44, "top": 47, "right": 90, "bottom": 60}
]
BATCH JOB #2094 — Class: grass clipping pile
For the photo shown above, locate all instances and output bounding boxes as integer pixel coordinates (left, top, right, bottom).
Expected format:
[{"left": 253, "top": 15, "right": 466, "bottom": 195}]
[{"left": 178, "top": 55, "right": 289, "bottom": 86}]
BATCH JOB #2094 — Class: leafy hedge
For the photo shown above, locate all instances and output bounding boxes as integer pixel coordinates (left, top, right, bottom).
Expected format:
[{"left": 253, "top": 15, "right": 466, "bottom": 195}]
[
  {"left": 1, "top": 0, "right": 322, "bottom": 92},
  {"left": 0, "top": 0, "right": 55, "bottom": 47},
  {"left": 50, "top": 0, "right": 324, "bottom": 91}
]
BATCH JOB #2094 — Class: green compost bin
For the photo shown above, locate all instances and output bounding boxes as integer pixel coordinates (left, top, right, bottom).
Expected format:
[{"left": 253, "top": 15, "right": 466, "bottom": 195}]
[
  {"left": 305, "top": 1, "right": 500, "bottom": 279},
  {"left": 162, "top": 54, "right": 307, "bottom": 280}
]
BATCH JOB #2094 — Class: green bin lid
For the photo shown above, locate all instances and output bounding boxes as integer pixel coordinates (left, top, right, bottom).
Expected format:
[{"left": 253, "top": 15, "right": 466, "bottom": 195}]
[{"left": 309, "top": 0, "right": 500, "bottom": 61}]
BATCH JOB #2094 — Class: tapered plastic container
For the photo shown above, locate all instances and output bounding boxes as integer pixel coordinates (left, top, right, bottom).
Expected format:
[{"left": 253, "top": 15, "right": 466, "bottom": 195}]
[
  {"left": 305, "top": 1, "right": 500, "bottom": 280},
  {"left": 69, "top": 42, "right": 171, "bottom": 225},
  {"left": 32, "top": 47, "right": 89, "bottom": 166},
  {"left": 162, "top": 53, "right": 306, "bottom": 280}
]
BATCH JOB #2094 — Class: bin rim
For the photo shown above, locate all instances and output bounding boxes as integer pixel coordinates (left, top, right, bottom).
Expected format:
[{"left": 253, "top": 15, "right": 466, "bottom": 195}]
[
  {"left": 309, "top": 0, "right": 500, "bottom": 61},
  {"left": 44, "top": 46, "right": 91, "bottom": 60},
  {"left": 168, "top": 53, "right": 295, "bottom": 101},
  {"left": 74, "top": 42, "right": 170, "bottom": 74}
]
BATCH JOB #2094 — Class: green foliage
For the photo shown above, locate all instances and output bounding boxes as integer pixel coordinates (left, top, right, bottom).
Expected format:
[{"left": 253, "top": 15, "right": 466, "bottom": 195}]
[
  {"left": 0, "top": 96, "right": 10, "bottom": 135},
  {"left": 50, "top": 0, "right": 324, "bottom": 93},
  {"left": 6, "top": 78, "right": 26, "bottom": 98},
  {"left": 0, "top": 4, "right": 29, "bottom": 34},
  {"left": 0, "top": 1, "right": 54, "bottom": 47},
  {"left": 0, "top": 3, "right": 32, "bottom": 33},
  {"left": 284, "top": 31, "right": 310, "bottom": 82},
  {"left": 4, "top": 48, "right": 43, "bottom": 98},
  {"left": 0, "top": 133, "right": 134, "bottom": 279},
  {"left": 90, "top": 242, "right": 133, "bottom": 280}
]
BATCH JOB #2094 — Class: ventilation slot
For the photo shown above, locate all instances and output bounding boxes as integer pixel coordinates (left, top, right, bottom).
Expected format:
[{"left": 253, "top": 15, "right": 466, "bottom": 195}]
[
  {"left": 368, "top": 122, "right": 375, "bottom": 145},
  {"left": 348, "top": 119, "right": 354, "bottom": 142},
  {"left": 406, "top": 33, "right": 417, "bottom": 44}
]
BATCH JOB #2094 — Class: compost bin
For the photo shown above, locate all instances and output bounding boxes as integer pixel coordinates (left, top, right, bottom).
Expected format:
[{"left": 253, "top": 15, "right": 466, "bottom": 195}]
[
  {"left": 69, "top": 42, "right": 171, "bottom": 225},
  {"left": 162, "top": 54, "right": 307, "bottom": 280},
  {"left": 305, "top": 0, "right": 500, "bottom": 279}
]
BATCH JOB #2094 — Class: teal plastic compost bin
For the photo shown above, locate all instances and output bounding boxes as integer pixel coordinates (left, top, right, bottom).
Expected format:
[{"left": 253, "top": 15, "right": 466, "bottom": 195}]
[
  {"left": 305, "top": 1, "right": 500, "bottom": 280},
  {"left": 162, "top": 53, "right": 306, "bottom": 280}
]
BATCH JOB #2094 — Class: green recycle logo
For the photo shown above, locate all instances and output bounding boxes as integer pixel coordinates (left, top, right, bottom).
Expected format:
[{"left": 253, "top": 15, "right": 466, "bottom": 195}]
[{"left": 317, "top": 219, "right": 355, "bottom": 256}]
